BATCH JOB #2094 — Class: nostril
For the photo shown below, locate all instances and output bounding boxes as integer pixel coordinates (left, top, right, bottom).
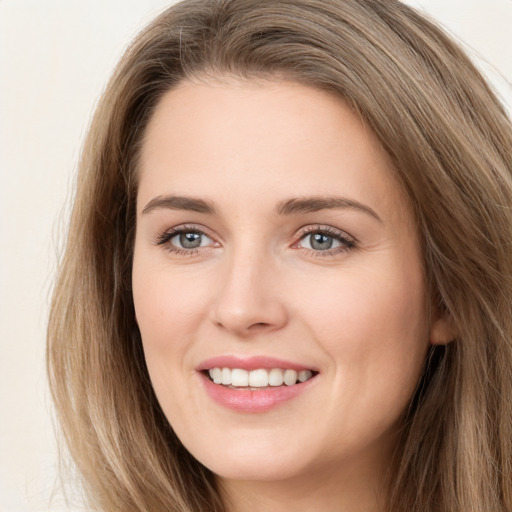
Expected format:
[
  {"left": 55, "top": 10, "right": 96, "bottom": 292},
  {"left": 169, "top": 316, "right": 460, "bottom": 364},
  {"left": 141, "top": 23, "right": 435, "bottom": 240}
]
[{"left": 248, "top": 322, "right": 271, "bottom": 330}]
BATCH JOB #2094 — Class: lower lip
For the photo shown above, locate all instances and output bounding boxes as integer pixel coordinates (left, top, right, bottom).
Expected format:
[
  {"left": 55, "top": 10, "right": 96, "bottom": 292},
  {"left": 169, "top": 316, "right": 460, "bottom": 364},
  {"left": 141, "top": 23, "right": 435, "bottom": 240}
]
[{"left": 199, "top": 373, "right": 317, "bottom": 413}]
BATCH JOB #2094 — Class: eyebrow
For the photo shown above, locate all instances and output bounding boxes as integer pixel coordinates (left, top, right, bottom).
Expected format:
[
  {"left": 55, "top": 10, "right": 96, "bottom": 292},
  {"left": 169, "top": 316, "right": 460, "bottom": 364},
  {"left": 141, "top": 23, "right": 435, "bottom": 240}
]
[
  {"left": 142, "top": 195, "right": 216, "bottom": 215},
  {"left": 141, "top": 194, "right": 381, "bottom": 222},
  {"left": 275, "top": 196, "right": 382, "bottom": 222}
]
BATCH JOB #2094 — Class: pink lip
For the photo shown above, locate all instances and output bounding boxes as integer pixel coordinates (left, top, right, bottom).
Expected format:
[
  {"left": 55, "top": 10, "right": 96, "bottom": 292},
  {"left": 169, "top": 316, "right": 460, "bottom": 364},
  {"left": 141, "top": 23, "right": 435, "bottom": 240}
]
[
  {"left": 196, "top": 355, "right": 317, "bottom": 372},
  {"left": 196, "top": 355, "right": 318, "bottom": 413}
]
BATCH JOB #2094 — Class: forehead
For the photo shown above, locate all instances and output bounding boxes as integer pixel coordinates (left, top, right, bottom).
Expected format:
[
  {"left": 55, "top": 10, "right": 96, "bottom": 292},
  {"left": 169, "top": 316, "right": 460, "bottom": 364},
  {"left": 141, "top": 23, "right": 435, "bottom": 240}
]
[{"left": 137, "top": 78, "right": 407, "bottom": 221}]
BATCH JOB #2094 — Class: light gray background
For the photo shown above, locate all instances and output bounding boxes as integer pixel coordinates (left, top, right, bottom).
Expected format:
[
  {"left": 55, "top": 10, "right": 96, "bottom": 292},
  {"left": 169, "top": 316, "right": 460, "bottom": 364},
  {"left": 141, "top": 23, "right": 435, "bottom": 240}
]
[{"left": 1, "top": 1, "right": 511, "bottom": 510}]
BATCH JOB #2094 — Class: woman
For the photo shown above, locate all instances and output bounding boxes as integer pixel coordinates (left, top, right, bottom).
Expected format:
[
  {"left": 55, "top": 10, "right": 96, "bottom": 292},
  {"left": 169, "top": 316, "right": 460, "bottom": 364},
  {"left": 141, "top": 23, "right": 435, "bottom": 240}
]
[{"left": 47, "top": 0, "right": 512, "bottom": 511}]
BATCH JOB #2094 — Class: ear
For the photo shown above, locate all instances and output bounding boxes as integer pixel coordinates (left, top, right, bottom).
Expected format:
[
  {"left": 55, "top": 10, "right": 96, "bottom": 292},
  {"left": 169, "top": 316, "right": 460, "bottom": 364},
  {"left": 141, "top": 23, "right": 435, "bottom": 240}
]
[{"left": 429, "top": 311, "right": 457, "bottom": 345}]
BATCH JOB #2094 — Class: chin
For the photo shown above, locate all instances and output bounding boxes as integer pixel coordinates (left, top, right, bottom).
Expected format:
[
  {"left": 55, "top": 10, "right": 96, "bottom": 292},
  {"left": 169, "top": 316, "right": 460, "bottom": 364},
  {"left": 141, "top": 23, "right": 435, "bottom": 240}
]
[
  {"left": 204, "top": 456, "right": 308, "bottom": 483},
  {"left": 183, "top": 432, "right": 315, "bottom": 482}
]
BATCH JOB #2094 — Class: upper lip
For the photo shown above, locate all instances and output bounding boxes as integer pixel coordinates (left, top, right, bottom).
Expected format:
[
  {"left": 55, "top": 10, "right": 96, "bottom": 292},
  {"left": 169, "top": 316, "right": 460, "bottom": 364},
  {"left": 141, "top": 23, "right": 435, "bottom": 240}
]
[{"left": 196, "top": 355, "right": 318, "bottom": 372}]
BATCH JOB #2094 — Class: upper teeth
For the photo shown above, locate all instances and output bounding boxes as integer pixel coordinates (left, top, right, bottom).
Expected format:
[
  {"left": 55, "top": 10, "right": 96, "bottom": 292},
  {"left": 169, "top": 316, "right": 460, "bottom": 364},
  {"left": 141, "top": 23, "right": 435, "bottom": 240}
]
[{"left": 208, "top": 367, "right": 314, "bottom": 387}]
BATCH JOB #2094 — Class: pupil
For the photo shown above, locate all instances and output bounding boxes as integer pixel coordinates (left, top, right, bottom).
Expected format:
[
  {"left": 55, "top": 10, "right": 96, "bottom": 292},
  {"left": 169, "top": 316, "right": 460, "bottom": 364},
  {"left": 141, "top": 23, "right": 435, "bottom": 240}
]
[
  {"left": 311, "top": 233, "right": 333, "bottom": 250},
  {"left": 180, "top": 232, "right": 201, "bottom": 248}
]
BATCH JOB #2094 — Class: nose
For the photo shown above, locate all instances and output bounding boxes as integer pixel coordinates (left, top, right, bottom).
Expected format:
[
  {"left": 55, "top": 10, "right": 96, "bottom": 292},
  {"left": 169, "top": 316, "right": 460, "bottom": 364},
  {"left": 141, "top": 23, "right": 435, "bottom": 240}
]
[{"left": 211, "top": 249, "right": 288, "bottom": 338}]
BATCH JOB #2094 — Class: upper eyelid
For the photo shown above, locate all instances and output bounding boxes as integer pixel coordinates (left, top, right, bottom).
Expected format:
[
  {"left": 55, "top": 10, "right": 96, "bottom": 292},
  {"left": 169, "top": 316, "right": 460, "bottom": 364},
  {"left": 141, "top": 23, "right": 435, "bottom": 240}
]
[
  {"left": 295, "top": 224, "right": 357, "bottom": 242},
  {"left": 154, "top": 224, "right": 215, "bottom": 246},
  {"left": 158, "top": 223, "right": 215, "bottom": 237}
]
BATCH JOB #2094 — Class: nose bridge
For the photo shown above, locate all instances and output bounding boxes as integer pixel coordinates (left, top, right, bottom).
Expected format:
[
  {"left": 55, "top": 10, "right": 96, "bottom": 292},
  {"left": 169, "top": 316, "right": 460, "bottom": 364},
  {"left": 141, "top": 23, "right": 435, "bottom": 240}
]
[{"left": 212, "top": 237, "right": 287, "bottom": 336}]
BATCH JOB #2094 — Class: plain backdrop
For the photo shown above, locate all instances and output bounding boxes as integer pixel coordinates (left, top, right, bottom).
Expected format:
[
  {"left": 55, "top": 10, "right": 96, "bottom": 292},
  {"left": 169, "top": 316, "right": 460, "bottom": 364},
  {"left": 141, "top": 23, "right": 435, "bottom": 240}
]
[{"left": 1, "top": 1, "right": 511, "bottom": 511}]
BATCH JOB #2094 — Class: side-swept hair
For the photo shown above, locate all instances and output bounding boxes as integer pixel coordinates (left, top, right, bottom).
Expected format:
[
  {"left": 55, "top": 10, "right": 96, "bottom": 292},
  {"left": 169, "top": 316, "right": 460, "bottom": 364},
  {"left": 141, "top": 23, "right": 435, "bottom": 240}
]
[{"left": 47, "top": 1, "right": 512, "bottom": 510}]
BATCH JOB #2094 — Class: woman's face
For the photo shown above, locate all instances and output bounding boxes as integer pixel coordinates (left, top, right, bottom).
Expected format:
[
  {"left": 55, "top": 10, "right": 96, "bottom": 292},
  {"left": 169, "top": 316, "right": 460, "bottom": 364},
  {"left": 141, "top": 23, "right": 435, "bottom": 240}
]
[{"left": 132, "top": 79, "right": 447, "bottom": 488}]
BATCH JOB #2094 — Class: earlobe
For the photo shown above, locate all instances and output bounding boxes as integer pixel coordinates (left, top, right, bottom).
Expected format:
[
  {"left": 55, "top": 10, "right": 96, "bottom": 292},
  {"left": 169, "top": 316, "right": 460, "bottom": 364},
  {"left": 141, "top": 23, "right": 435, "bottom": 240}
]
[{"left": 430, "top": 314, "right": 457, "bottom": 345}]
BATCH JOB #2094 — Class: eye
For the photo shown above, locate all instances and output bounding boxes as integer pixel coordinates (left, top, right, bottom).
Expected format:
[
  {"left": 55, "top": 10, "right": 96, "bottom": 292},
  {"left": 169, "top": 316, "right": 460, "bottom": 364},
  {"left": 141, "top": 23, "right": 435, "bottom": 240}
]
[
  {"left": 300, "top": 232, "right": 341, "bottom": 251},
  {"left": 172, "top": 231, "right": 211, "bottom": 249},
  {"left": 155, "top": 225, "right": 217, "bottom": 254},
  {"left": 295, "top": 226, "right": 356, "bottom": 255}
]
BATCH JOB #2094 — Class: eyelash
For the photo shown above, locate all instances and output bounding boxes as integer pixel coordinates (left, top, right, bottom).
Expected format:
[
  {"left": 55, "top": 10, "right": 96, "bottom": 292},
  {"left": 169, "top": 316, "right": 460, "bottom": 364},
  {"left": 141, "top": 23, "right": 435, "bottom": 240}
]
[
  {"left": 154, "top": 224, "right": 357, "bottom": 257},
  {"left": 294, "top": 225, "right": 356, "bottom": 257},
  {"left": 154, "top": 224, "right": 216, "bottom": 256}
]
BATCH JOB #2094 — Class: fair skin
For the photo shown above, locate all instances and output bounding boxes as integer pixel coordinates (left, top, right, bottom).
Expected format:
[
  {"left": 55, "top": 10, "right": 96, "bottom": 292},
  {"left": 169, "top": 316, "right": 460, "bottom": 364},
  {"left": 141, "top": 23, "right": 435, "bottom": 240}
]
[{"left": 132, "top": 78, "right": 450, "bottom": 512}]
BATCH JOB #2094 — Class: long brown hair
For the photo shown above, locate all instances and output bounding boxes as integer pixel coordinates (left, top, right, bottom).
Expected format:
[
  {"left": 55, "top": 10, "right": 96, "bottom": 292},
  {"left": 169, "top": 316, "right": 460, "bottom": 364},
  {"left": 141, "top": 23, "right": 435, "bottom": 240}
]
[{"left": 47, "top": 1, "right": 512, "bottom": 510}]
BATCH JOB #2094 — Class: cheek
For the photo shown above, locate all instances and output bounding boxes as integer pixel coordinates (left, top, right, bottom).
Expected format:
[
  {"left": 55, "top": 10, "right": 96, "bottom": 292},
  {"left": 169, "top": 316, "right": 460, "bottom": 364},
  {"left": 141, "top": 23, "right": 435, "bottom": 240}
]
[
  {"left": 300, "top": 263, "right": 429, "bottom": 410},
  {"left": 301, "top": 260, "right": 427, "bottom": 337},
  {"left": 131, "top": 270, "right": 206, "bottom": 426},
  {"left": 132, "top": 255, "right": 209, "bottom": 378}
]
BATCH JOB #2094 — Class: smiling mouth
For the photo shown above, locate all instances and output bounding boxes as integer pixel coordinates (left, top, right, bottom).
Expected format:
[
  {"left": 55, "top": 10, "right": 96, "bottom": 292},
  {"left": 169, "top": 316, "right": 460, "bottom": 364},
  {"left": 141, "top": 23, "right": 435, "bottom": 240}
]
[{"left": 205, "top": 367, "right": 317, "bottom": 389}]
